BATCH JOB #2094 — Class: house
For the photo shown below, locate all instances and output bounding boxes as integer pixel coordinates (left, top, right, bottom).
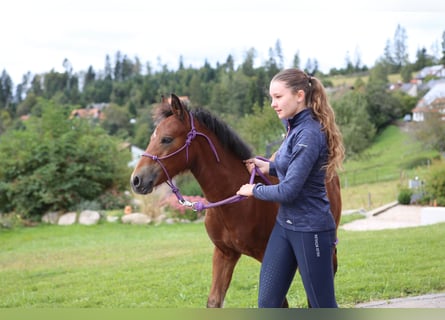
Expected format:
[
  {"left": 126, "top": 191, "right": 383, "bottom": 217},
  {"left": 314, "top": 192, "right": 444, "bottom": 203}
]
[
  {"left": 399, "top": 82, "right": 418, "bottom": 97},
  {"left": 412, "top": 82, "right": 445, "bottom": 122},
  {"left": 389, "top": 81, "right": 418, "bottom": 97},
  {"left": 415, "top": 65, "right": 445, "bottom": 82},
  {"left": 128, "top": 145, "right": 146, "bottom": 168},
  {"left": 69, "top": 103, "right": 109, "bottom": 121}
]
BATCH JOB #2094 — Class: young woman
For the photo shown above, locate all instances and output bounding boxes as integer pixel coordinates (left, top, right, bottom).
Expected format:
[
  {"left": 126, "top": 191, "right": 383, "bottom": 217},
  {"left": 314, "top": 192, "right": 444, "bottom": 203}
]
[{"left": 236, "top": 68, "right": 344, "bottom": 308}]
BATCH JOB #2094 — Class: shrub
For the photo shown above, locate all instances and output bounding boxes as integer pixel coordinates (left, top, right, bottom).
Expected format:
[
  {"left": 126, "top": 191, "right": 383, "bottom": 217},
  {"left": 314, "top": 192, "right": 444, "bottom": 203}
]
[
  {"left": 0, "top": 99, "right": 131, "bottom": 218},
  {"left": 400, "top": 156, "right": 437, "bottom": 170},
  {"left": 424, "top": 161, "right": 445, "bottom": 206},
  {"left": 160, "top": 194, "right": 206, "bottom": 221},
  {"left": 397, "top": 187, "right": 413, "bottom": 205}
]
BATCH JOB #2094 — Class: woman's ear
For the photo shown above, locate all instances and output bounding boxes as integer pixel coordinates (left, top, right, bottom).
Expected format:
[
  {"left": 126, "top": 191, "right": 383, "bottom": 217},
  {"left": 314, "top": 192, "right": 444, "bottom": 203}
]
[{"left": 296, "top": 89, "right": 305, "bottom": 102}]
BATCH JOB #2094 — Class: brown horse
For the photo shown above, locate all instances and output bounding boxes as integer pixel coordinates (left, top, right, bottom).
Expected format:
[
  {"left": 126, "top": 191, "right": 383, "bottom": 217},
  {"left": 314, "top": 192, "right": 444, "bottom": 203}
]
[{"left": 131, "top": 94, "right": 342, "bottom": 308}]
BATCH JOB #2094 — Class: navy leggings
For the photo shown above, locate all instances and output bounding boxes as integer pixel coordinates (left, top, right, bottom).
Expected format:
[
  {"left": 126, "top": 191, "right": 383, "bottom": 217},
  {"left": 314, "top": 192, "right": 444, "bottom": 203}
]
[{"left": 258, "top": 222, "right": 338, "bottom": 308}]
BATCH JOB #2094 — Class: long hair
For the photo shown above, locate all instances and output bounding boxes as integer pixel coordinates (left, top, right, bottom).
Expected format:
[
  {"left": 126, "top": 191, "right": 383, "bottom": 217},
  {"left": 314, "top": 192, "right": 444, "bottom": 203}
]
[{"left": 272, "top": 68, "right": 345, "bottom": 179}]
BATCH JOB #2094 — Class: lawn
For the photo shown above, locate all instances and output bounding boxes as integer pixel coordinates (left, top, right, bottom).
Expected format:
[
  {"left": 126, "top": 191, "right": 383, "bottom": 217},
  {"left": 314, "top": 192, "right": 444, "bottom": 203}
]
[{"left": 1, "top": 222, "right": 443, "bottom": 308}]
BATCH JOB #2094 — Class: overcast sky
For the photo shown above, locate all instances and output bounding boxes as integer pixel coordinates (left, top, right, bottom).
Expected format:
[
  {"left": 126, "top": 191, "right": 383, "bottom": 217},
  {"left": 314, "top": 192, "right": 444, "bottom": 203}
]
[{"left": 2, "top": 0, "right": 444, "bottom": 86}]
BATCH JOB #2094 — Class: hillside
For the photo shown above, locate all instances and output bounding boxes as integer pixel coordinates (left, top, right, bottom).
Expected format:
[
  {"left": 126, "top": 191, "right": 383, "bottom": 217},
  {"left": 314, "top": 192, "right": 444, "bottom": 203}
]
[{"left": 340, "top": 122, "right": 440, "bottom": 211}]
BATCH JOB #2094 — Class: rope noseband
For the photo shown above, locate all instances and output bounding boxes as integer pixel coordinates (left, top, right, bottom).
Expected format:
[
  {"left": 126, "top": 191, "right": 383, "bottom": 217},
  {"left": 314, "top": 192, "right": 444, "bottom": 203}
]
[{"left": 141, "top": 111, "right": 271, "bottom": 211}]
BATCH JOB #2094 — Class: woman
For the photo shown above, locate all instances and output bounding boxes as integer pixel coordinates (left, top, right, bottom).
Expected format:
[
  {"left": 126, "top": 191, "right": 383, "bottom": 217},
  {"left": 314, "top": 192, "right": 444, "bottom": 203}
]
[{"left": 236, "top": 68, "right": 344, "bottom": 308}]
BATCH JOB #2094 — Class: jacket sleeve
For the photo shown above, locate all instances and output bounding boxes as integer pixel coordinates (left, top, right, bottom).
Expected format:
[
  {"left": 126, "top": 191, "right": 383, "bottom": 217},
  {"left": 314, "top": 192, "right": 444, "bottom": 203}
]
[{"left": 253, "top": 128, "right": 320, "bottom": 203}]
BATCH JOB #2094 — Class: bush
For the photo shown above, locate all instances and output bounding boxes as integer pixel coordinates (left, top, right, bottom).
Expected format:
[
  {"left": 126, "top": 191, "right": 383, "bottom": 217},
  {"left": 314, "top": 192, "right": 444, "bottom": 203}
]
[
  {"left": 0, "top": 99, "right": 131, "bottom": 218},
  {"left": 160, "top": 194, "right": 206, "bottom": 221},
  {"left": 397, "top": 187, "right": 413, "bottom": 205},
  {"left": 424, "top": 161, "right": 445, "bottom": 206},
  {"left": 400, "top": 156, "right": 438, "bottom": 170},
  {"left": 176, "top": 173, "right": 203, "bottom": 196}
]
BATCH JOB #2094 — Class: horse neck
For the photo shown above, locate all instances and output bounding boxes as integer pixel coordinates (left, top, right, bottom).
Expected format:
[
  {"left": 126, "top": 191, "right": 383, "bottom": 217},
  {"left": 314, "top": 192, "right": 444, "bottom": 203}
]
[{"left": 189, "top": 138, "right": 248, "bottom": 202}]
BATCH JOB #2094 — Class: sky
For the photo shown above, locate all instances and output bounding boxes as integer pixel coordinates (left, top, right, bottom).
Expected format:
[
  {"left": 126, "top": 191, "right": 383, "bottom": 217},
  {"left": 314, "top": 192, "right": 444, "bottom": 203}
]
[{"left": 1, "top": 0, "right": 445, "bottom": 86}]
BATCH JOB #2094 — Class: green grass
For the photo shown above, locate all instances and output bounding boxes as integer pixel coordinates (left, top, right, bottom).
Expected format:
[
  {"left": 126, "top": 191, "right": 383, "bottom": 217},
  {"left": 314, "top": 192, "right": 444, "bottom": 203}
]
[
  {"left": 1, "top": 222, "right": 444, "bottom": 308},
  {"left": 341, "top": 125, "right": 438, "bottom": 187},
  {"left": 339, "top": 124, "right": 440, "bottom": 210}
]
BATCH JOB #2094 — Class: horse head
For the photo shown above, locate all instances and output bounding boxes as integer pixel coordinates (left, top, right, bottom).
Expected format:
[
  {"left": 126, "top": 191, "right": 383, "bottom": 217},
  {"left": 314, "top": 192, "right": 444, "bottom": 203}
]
[{"left": 131, "top": 94, "right": 192, "bottom": 194}]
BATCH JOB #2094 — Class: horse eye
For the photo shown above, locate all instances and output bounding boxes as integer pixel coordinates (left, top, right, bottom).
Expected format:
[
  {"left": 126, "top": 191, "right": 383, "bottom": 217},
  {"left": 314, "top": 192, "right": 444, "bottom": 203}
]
[{"left": 161, "top": 136, "right": 173, "bottom": 144}]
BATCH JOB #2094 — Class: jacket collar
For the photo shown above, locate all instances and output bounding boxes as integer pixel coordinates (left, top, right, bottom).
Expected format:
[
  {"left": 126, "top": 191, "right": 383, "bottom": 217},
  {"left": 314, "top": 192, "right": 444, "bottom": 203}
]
[{"left": 287, "top": 108, "right": 312, "bottom": 128}]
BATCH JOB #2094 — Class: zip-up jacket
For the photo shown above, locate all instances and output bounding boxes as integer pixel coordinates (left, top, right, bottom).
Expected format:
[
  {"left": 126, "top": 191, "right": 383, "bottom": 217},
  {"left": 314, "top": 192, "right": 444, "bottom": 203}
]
[{"left": 253, "top": 108, "right": 336, "bottom": 232}]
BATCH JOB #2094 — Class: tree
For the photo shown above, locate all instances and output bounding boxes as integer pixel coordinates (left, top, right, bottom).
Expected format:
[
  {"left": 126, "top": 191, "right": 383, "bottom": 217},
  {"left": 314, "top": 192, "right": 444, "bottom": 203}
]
[
  {"left": 236, "top": 102, "right": 285, "bottom": 155},
  {"left": 331, "top": 90, "right": 376, "bottom": 157},
  {"left": 353, "top": 46, "right": 363, "bottom": 71},
  {"left": 382, "top": 39, "right": 397, "bottom": 74},
  {"left": 365, "top": 60, "right": 405, "bottom": 131},
  {"left": 0, "top": 109, "right": 12, "bottom": 134},
  {"left": 274, "top": 39, "right": 284, "bottom": 69},
  {"left": 102, "top": 103, "right": 131, "bottom": 137},
  {"left": 240, "top": 48, "right": 256, "bottom": 77},
  {"left": 413, "top": 47, "right": 434, "bottom": 71},
  {"left": 393, "top": 24, "right": 409, "bottom": 70},
  {"left": 440, "top": 30, "right": 445, "bottom": 64},
  {"left": 412, "top": 111, "right": 445, "bottom": 154},
  {"left": 304, "top": 58, "right": 314, "bottom": 75},
  {"left": 265, "top": 47, "right": 280, "bottom": 79},
  {"left": 0, "top": 70, "right": 13, "bottom": 112},
  {"left": 292, "top": 51, "right": 301, "bottom": 69},
  {"left": 0, "top": 99, "right": 131, "bottom": 217},
  {"left": 344, "top": 51, "right": 354, "bottom": 74},
  {"left": 83, "top": 66, "right": 96, "bottom": 89}
]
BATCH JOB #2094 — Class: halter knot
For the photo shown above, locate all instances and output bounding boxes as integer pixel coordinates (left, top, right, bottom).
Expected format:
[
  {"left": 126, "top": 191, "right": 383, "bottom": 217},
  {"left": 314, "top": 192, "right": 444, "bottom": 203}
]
[{"left": 186, "top": 128, "right": 197, "bottom": 145}]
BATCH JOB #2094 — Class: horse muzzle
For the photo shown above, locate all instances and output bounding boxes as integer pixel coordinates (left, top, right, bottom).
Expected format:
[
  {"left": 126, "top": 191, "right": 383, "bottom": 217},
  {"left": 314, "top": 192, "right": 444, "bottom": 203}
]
[{"left": 130, "top": 170, "right": 157, "bottom": 194}]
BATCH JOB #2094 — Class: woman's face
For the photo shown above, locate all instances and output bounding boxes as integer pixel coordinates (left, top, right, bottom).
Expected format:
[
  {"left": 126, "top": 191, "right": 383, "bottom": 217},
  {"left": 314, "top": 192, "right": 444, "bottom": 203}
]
[{"left": 269, "top": 80, "right": 305, "bottom": 120}]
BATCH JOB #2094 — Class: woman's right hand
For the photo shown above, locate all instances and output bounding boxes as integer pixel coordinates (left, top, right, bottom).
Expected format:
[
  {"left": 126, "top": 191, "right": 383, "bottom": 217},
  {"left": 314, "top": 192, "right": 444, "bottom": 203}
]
[{"left": 243, "top": 158, "right": 270, "bottom": 175}]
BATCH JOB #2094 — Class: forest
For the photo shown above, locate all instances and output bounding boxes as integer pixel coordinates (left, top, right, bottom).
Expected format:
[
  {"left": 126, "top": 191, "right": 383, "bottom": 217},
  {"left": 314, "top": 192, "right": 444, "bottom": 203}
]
[{"left": 1, "top": 25, "right": 445, "bottom": 217}]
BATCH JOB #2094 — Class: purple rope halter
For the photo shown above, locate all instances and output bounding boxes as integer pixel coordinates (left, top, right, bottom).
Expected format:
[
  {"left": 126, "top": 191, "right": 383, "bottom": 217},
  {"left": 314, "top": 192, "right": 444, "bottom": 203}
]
[{"left": 141, "top": 111, "right": 271, "bottom": 211}]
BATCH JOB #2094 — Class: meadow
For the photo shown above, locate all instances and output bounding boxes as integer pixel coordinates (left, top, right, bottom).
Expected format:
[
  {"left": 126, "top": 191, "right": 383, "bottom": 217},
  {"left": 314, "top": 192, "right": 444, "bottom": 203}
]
[
  {"left": 0, "top": 221, "right": 443, "bottom": 308},
  {"left": 340, "top": 123, "right": 439, "bottom": 211}
]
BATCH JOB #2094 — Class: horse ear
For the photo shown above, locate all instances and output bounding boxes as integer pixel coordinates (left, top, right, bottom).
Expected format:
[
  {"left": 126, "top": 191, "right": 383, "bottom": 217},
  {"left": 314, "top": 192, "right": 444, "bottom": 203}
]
[{"left": 170, "top": 93, "right": 186, "bottom": 121}]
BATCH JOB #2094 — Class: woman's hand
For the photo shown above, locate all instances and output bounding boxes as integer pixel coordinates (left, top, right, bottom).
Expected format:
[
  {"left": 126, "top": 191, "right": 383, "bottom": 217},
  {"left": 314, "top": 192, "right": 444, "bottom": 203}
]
[
  {"left": 243, "top": 158, "right": 270, "bottom": 175},
  {"left": 236, "top": 183, "right": 255, "bottom": 197}
]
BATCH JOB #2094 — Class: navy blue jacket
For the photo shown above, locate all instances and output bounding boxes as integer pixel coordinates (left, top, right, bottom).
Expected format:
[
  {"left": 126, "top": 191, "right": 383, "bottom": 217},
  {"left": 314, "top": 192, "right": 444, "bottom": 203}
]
[{"left": 253, "top": 108, "right": 336, "bottom": 232}]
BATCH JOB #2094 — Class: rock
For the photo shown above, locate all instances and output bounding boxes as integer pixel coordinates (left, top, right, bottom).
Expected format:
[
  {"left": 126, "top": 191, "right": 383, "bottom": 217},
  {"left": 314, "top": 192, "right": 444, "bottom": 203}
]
[
  {"left": 106, "top": 215, "right": 120, "bottom": 223},
  {"left": 58, "top": 212, "right": 77, "bottom": 225},
  {"left": 78, "top": 210, "right": 101, "bottom": 225},
  {"left": 42, "top": 212, "right": 61, "bottom": 224},
  {"left": 121, "top": 213, "right": 152, "bottom": 225}
]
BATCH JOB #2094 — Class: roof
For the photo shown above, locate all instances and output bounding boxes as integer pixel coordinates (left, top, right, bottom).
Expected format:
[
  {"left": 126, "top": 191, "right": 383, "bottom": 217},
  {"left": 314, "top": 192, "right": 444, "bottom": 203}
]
[
  {"left": 416, "top": 65, "right": 445, "bottom": 79},
  {"left": 416, "top": 82, "right": 445, "bottom": 108},
  {"left": 69, "top": 107, "right": 105, "bottom": 120}
]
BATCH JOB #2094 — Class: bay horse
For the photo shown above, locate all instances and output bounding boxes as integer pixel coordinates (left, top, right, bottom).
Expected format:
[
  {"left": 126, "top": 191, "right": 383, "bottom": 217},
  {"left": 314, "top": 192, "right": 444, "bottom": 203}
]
[{"left": 130, "top": 94, "right": 342, "bottom": 308}]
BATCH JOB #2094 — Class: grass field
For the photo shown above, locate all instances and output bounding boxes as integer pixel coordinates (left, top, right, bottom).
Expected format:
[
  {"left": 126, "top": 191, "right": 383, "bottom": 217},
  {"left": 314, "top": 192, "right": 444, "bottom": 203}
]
[
  {"left": 339, "top": 123, "right": 440, "bottom": 211},
  {"left": 0, "top": 222, "right": 444, "bottom": 308}
]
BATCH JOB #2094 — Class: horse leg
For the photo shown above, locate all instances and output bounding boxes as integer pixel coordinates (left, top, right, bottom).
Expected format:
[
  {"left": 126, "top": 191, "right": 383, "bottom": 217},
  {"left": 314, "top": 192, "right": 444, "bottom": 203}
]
[{"left": 206, "top": 246, "right": 241, "bottom": 308}]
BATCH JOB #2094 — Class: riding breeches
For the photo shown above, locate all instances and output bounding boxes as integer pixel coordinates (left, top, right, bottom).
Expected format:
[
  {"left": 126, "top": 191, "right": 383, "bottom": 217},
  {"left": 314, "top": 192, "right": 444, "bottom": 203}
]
[{"left": 258, "top": 221, "right": 338, "bottom": 308}]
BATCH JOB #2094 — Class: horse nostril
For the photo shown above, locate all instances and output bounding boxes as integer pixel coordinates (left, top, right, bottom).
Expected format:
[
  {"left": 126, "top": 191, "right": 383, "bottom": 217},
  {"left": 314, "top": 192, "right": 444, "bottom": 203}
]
[{"left": 132, "top": 175, "right": 141, "bottom": 188}]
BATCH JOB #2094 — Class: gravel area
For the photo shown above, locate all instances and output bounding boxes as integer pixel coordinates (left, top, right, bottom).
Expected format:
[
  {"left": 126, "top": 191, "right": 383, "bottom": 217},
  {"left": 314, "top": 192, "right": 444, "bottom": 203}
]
[{"left": 341, "top": 204, "right": 445, "bottom": 231}]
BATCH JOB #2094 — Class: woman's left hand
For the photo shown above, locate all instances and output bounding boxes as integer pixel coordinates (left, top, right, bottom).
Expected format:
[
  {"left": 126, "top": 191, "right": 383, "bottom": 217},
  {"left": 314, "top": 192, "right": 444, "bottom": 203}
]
[{"left": 236, "top": 183, "right": 255, "bottom": 197}]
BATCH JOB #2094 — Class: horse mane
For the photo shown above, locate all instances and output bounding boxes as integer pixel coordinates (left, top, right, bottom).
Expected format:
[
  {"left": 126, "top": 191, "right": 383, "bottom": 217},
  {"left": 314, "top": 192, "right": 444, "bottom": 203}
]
[{"left": 152, "top": 102, "right": 253, "bottom": 160}]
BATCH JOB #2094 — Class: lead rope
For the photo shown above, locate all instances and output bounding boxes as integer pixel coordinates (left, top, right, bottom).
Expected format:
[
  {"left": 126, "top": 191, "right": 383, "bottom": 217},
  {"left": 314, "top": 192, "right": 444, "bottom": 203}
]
[{"left": 182, "top": 156, "right": 272, "bottom": 212}]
